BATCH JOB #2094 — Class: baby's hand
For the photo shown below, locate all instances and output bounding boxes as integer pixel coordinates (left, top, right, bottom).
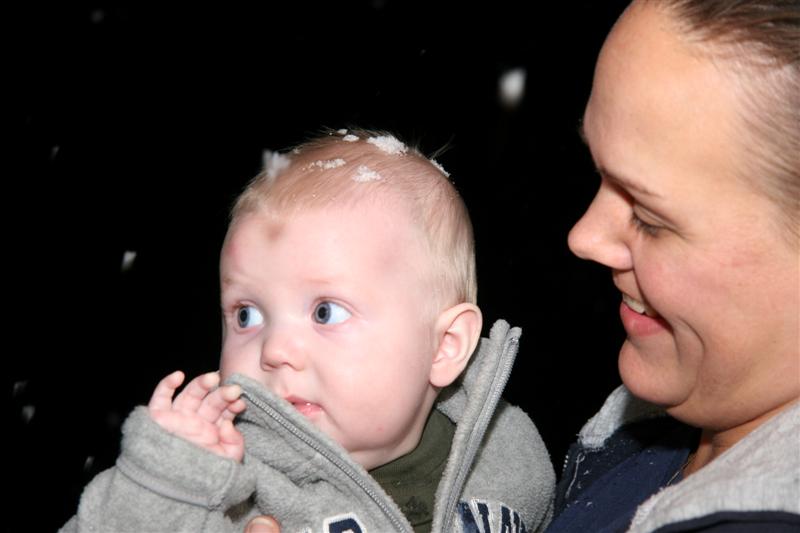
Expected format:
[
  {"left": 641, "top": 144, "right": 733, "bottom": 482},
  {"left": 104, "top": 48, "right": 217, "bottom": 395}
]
[{"left": 148, "top": 371, "right": 247, "bottom": 462}]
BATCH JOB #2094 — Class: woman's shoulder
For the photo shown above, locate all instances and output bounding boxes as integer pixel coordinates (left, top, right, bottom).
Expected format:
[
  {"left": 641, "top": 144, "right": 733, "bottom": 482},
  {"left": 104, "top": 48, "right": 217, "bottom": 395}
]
[
  {"left": 628, "top": 401, "right": 800, "bottom": 533},
  {"left": 550, "top": 393, "right": 800, "bottom": 533}
]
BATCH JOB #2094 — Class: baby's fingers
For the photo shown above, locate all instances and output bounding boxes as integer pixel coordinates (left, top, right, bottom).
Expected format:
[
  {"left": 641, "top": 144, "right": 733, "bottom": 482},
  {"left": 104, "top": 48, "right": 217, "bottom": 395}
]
[
  {"left": 148, "top": 371, "right": 185, "bottom": 412},
  {"left": 221, "top": 398, "right": 247, "bottom": 421},
  {"left": 196, "top": 385, "right": 243, "bottom": 423},
  {"left": 172, "top": 372, "right": 221, "bottom": 413}
]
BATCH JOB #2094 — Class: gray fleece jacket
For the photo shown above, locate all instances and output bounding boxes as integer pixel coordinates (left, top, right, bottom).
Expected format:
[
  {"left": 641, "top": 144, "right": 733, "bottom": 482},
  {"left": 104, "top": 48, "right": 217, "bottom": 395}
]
[{"left": 61, "top": 320, "right": 555, "bottom": 533}]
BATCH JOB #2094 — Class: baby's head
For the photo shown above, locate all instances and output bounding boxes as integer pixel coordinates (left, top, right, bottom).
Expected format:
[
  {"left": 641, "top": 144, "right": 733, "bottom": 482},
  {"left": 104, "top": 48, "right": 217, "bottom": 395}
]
[{"left": 219, "top": 129, "right": 482, "bottom": 469}]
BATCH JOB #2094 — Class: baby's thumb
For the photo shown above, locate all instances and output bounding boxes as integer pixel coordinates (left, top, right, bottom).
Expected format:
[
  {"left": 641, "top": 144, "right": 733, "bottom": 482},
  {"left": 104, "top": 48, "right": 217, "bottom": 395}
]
[{"left": 245, "top": 516, "right": 281, "bottom": 533}]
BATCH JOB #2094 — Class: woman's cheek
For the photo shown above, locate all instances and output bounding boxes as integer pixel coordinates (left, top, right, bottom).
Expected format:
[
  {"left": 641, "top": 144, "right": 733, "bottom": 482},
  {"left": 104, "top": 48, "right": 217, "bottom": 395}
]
[{"left": 634, "top": 237, "right": 702, "bottom": 309}]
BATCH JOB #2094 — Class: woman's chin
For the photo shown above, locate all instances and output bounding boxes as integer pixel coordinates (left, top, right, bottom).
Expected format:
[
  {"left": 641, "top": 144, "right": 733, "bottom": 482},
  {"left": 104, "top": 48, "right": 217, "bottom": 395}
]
[{"left": 618, "top": 340, "right": 687, "bottom": 409}]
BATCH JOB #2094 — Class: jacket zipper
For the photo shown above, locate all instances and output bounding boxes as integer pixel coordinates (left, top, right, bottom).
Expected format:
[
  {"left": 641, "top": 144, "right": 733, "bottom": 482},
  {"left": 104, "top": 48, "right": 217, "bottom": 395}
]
[
  {"left": 439, "top": 335, "right": 519, "bottom": 532},
  {"left": 241, "top": 390, "right": 412, "bottom": 533}
]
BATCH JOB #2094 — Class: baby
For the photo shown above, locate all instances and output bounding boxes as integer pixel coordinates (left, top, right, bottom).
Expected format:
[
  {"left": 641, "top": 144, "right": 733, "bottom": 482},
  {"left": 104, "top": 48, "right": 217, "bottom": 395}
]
[{"left": 61, "top": 129, "right": 554, "bottom": 533}]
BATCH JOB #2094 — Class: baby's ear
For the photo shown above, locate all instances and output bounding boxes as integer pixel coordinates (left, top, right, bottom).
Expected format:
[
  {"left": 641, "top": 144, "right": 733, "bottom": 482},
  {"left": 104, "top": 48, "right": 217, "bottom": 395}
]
[{"left": 429, "top": 303, "right": 483, "bottom": 388}]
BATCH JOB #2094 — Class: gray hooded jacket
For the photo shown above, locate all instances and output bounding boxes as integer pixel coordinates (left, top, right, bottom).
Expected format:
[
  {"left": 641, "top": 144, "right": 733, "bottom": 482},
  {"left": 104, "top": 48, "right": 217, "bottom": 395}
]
[{"left": 61, "top": 320, "right": 555, "bottom": 532}]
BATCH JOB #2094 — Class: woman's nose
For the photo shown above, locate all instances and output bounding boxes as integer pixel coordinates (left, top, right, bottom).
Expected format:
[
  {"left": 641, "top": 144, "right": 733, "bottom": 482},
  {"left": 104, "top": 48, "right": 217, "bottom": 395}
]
[
  {"left": 260, "top": 328, "right": 306, "bottom": 371},
  {"left": 567, "top": 183, "right": 633, "bottom": 271}
]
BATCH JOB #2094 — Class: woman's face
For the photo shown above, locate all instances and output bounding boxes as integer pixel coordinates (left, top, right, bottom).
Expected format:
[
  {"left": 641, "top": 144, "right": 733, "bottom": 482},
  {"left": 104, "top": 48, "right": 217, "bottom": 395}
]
[{"left": 569, "top": 1, "right": 799, "bottom": 431}]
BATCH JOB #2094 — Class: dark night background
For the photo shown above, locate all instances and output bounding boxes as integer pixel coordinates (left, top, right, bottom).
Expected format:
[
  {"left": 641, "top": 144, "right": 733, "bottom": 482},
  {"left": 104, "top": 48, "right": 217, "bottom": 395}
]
[{"left": 10, "top": 2, "right": 631, "bottom": 531}]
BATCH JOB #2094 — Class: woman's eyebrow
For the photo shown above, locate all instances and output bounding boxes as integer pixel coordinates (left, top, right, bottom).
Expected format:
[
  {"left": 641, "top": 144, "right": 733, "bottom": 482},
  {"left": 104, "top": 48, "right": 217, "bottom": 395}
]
[
  {"left": 600, "top": 167, "right": 664, "bottom": 199},
  {"left": 577, "top": 120, "right": 663, "bottom": 199}
]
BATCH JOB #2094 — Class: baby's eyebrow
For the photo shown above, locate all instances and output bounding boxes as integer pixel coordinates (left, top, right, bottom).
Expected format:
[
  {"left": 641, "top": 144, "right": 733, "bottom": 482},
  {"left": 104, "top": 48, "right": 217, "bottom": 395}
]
[
  {"left": 220, "top": 275, "right": 246, "bottom": 290},
  {"left": 302, "top": 274, "right": 339, "bottom": 287}
]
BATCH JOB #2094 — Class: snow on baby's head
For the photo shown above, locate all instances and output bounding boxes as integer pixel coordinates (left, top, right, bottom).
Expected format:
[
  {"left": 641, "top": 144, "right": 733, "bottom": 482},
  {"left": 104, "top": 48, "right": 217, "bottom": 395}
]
[
  {"left": 308, "top": 158, "right": 347, "bottom": 170},
  {"left": 353, "top": 165, "right": 383, "bottom": 183},
  {"left": 263, "top": 150, "right": 292, "bottom": 180},
  {"left": 366, "top": 135, "right": 408, "bottom": 155}
]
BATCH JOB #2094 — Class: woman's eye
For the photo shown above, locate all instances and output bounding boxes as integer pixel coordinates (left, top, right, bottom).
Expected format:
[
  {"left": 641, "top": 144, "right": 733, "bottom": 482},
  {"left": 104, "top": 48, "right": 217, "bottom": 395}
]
[
  {"left": 236, "top": 306, "right": 264, "bottom": 328},
  {"left": 631, "top": 212, "right": 661, "bottom": 237},
  {"left": 313, "top": 301, "right": 351, "bottom": 325}
]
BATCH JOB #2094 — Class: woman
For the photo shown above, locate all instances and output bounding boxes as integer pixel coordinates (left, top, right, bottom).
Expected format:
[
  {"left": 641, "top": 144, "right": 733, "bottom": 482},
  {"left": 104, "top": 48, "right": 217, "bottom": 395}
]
[
  {"left": 248, "top": 0, "right": 800, "bottom": 531},
  {"left": 547, "top": 0, "right": 800, "bottom": 531}
]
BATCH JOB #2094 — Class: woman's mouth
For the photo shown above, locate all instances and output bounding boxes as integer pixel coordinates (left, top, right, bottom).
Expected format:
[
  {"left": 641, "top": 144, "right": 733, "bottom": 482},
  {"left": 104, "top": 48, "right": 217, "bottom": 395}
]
[
  {"left": 620, "top": 294, "right": 669, "bottom": 336},
  {"left": 622, "top": 293, "right": 659, "bottom": 317}
]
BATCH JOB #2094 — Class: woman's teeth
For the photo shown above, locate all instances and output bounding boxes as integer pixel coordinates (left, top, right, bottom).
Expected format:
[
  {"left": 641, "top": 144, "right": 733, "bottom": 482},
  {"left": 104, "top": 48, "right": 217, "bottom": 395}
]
[{"left": 623, "top": 294, "right": 657, "bottom": 317}]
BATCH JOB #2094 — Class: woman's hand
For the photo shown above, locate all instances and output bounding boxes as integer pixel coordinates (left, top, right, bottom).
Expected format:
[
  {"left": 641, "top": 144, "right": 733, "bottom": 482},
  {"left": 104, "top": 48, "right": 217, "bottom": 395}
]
[{"left": 245, "top": 516, "right": 281, "bottom": 533}]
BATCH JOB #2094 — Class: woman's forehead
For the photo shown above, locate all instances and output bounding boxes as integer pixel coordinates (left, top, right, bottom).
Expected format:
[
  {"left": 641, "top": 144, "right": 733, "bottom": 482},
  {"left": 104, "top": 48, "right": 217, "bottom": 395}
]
[{"left": 586, "top": 1, "right": 748, "bottom": 198}]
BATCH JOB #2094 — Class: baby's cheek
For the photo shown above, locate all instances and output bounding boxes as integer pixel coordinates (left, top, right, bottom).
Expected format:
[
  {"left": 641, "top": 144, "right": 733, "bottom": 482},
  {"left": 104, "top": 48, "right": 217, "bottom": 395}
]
[
  {"left": 219, "top": 346, "right": 250, "bottom": 380},
  {"left": 218, "top": 359, "right": 233, "bottom": 381}
]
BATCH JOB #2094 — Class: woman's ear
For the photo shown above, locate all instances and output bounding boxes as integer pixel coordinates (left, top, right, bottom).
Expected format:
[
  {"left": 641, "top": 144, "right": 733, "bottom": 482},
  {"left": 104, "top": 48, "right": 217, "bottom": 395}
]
[{"left": 429, "top": 303, "right": 483, "bottom": 388}]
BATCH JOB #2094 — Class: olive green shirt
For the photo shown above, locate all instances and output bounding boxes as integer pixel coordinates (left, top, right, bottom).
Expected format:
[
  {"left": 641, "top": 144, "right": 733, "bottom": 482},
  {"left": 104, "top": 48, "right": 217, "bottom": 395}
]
[{"left": 370, "top": 409, "right": 455, "bottom": 533}]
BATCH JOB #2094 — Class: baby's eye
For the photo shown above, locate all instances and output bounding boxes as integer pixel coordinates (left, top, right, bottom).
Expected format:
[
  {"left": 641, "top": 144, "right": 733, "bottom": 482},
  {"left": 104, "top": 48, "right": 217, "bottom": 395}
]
[
  {"left": 313, "top": 301, "right": 351, "bottom": 325},
  {"left": 237, "top": 306, "right": 264, "bottom": 329}
]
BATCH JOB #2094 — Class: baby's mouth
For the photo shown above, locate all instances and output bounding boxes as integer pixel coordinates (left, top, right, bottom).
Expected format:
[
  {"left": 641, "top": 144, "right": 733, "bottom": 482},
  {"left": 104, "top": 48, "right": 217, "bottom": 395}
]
[
  {"left": 285, "top": 396, "right": 322, "bottom": 417},
  {"left": 622, "top": 293, "right": 660, "bottom": 318}
]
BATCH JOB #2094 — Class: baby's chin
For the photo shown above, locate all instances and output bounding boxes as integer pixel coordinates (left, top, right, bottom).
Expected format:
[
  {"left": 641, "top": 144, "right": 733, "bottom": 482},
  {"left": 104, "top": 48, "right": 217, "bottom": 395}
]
[{"left": 346, "top": 432, "right": 425, "bottom": 471}]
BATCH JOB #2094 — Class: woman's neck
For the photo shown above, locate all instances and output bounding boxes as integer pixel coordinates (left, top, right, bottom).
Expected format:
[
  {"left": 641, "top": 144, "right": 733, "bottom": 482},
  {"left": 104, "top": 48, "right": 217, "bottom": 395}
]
[{"left": 684, "top": 398, "right": 799, "bottom": 477}]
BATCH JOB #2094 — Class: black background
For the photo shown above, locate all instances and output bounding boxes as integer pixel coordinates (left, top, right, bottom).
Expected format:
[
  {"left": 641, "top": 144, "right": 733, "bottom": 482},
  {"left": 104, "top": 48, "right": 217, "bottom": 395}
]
[{"left": 10, "top": 2, "right": 631, "bottom": 531}]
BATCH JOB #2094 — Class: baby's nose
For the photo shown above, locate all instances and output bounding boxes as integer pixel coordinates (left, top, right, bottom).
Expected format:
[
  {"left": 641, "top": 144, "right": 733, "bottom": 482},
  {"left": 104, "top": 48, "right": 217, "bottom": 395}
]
[{"left": 260, "top": 329, "right": 306, "bottom": 371}]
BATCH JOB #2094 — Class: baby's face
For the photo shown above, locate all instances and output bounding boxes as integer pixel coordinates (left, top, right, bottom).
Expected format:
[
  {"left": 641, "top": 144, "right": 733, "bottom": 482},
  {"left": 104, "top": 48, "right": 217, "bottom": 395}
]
[{"left": 219, "top": 202, "right": 440, "bottom": 469}]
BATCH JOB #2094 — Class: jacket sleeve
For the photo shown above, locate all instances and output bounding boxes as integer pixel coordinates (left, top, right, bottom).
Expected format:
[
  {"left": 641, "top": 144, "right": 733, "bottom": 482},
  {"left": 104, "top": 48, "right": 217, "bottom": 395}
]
[{"left": 59, "top": 406, "right": 257, "bottom": 533}]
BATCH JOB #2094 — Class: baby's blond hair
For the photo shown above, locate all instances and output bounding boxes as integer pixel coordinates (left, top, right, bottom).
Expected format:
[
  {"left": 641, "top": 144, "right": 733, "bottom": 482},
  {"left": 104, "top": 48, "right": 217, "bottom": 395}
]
[{"left": 230, "top": 129, "right": 477, "bottom": 312}]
